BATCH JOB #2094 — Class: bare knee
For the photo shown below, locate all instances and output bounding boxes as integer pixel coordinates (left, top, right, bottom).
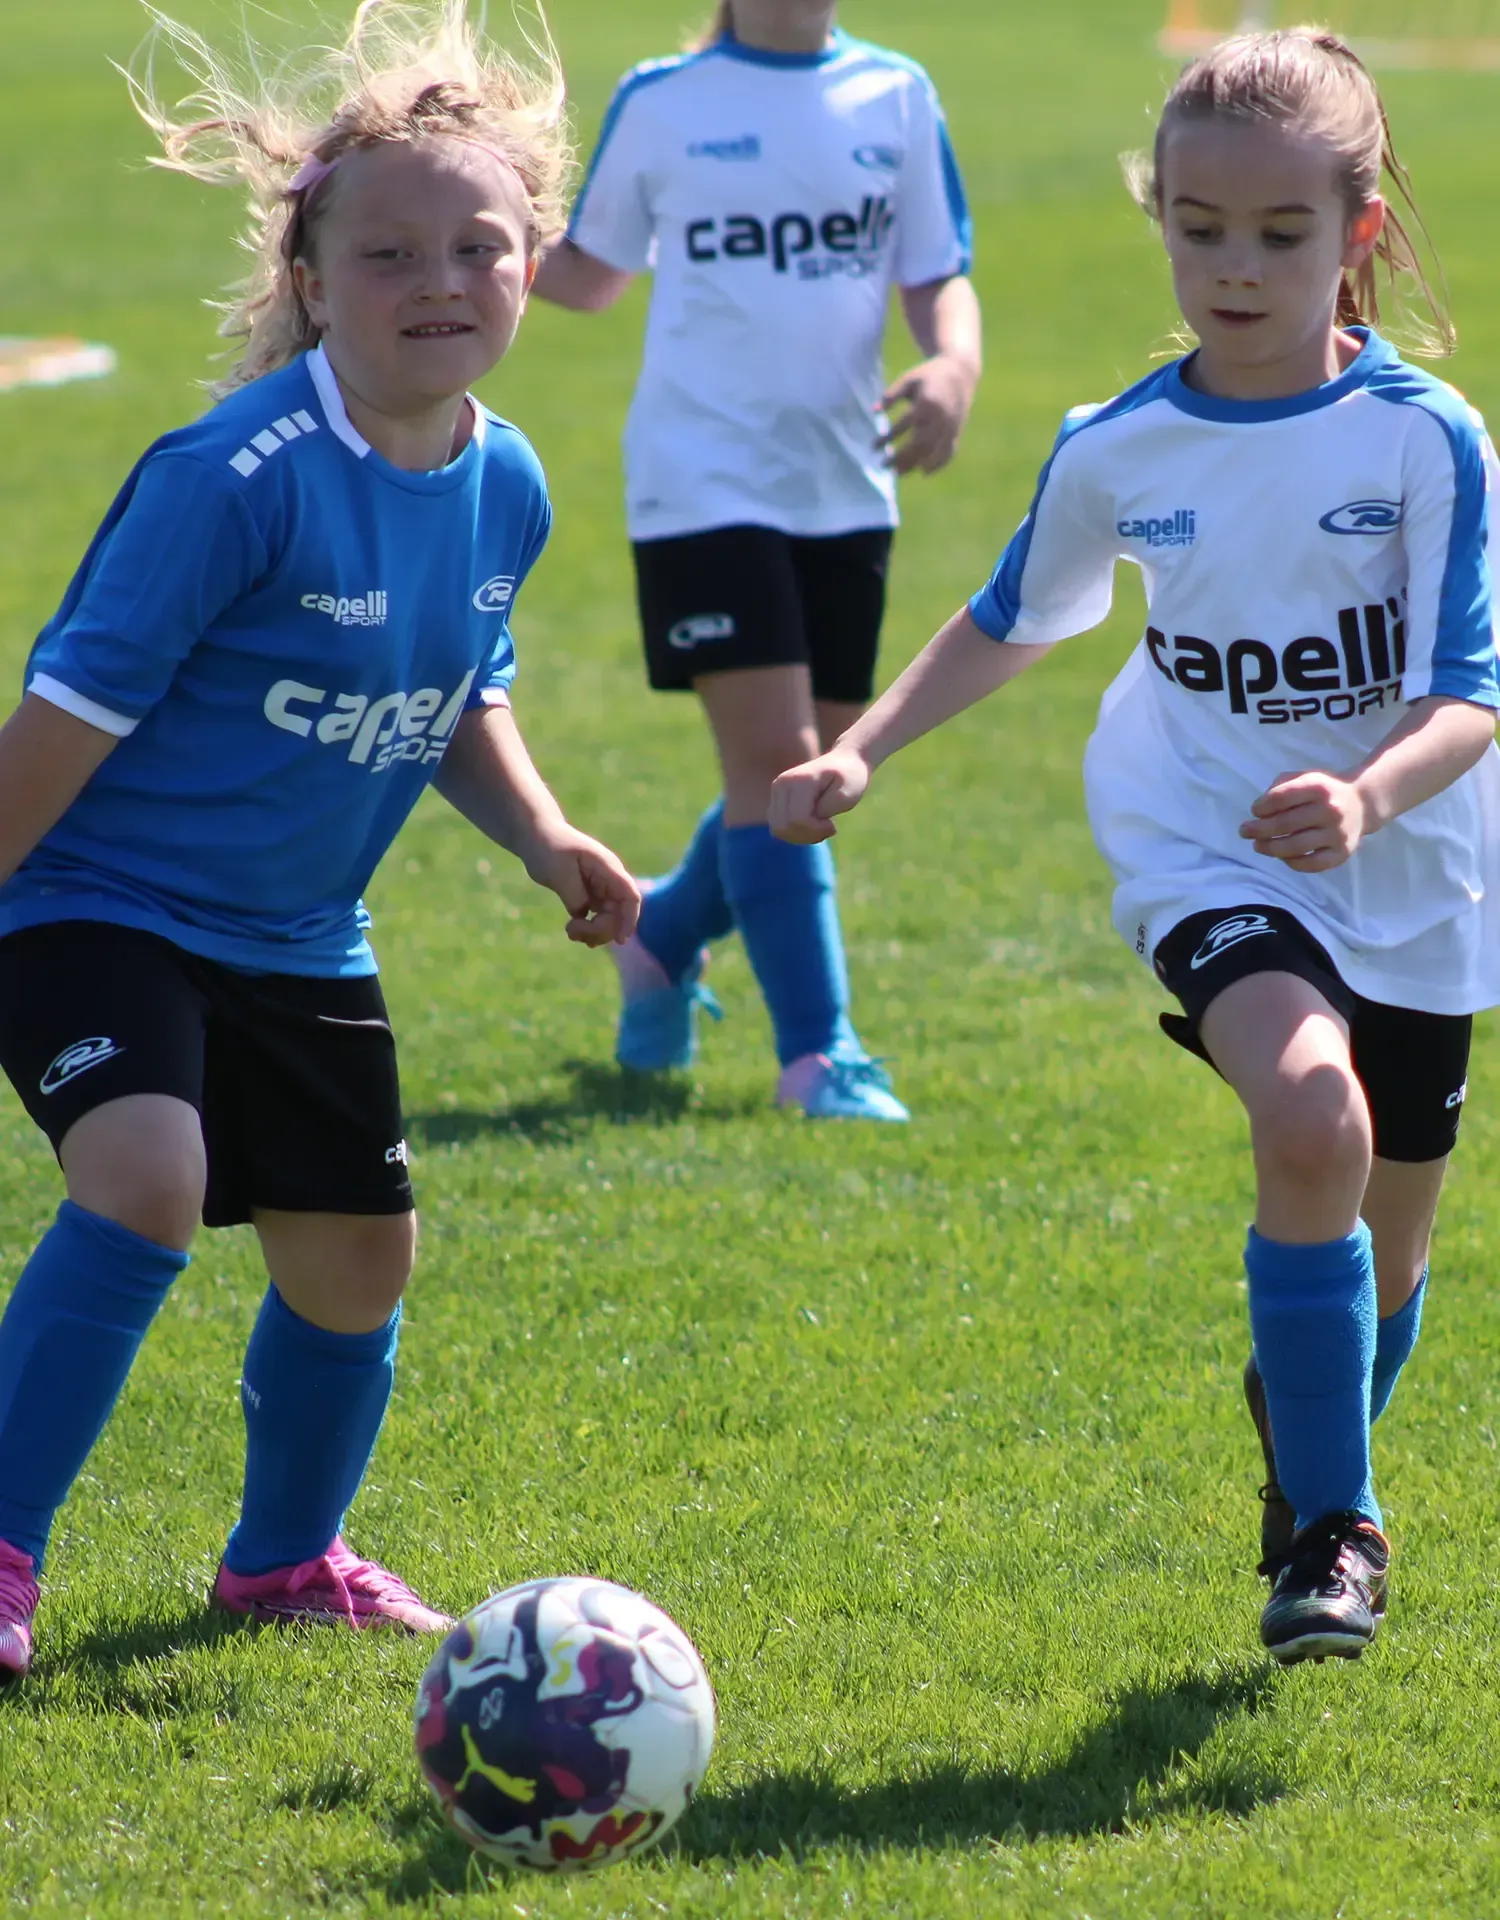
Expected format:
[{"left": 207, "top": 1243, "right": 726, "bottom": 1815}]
[
  {"left": 60, "top": 1095, "right": 204, "bottom": 1251},
  {"left": 696, "top": 669, "right": 819, "bottom": 823},
  {"left": 1249, "top": 1063, "right": 1372, "bottom": 1195},
  {"left": 257, "top": 1209, "right": 417, "bottom": 1334}
]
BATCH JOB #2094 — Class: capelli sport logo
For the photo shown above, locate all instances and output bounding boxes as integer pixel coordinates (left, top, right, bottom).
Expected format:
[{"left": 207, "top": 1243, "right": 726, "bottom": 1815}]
[
  {"left": 1147, "top": 598, "right": 1407, "bottom": 725},
  {"left": 1117, "top": 509, "right": 1197, "bottom": 550},
  {"left": 686, "top": 197, "right": 895, "bottom": 279},
  {"left": 40, "top": 1036, "right": 124, "bottom": 1095},
  {"left": 1319, "top": 499, "right": 1403, "bottom": 535},
  {"left": 1189, "top": 913, "right": 1274, "bottom": 971}
]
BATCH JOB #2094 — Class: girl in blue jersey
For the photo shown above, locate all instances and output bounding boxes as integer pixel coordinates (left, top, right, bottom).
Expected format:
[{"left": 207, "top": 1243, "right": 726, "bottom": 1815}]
[
  {"left": 772, "top": 30, "right": 1499, "bottom": 1663},
  {"left": 535, "top": 0, "right": 981, "bottom": 1120},
  {"left": 0, "top": 1, "right": 639, "bottom": 1682}
]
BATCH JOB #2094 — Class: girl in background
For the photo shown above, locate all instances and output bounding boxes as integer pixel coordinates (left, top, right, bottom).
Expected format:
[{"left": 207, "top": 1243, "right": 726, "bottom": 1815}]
[
  {"left": 772, "top": 29, "right": 1498, "bottom": 1662},
  {"left": 537, "top": 0, "right": 980, "bottom": 1119},
  {"left": 0, "top": 0, "right": 637, "bottom": 1682}
]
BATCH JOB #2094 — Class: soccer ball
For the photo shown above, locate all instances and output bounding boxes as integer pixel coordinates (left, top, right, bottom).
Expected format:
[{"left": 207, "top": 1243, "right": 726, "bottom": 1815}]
[{"left": 413, "top": 1576, "right": 716, "bottom": 1871}]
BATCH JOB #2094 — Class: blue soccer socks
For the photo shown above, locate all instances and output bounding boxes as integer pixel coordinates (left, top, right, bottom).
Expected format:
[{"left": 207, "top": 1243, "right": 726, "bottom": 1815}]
[
  {"left": 636, "top": 800, "right": 733, "bottom": 984},
  {"left": 224, "top": 1288, "right": 400, "bottom": 1577},
  {"left": 1245, "top": 1224, "right": 1379, "bottom": 1533},
  {"left": 0, "top": 1201, "right": 190, "bottom": 1570},
  {"left": 1370, "top": 1267, "right": 1427, "bottom": 1426},
  {"left": 719, "top": 824, "right": 859, "bottom": 1068}
]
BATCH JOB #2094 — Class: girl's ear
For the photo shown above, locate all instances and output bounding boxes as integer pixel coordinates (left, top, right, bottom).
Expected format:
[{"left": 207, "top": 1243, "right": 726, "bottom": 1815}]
[
  {"left": 1344, "top": 196, "right": 1386, "bottom": 270},
  {"left": 525, "top": 252, "right": 539, "bottom": 292},
  {"left": 292, "top": 256, "right": 328, "bottom": 330}
]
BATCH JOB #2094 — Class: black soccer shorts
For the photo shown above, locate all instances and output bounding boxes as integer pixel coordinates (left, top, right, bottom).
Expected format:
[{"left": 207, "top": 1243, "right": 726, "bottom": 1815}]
[
  {"left": 633, "top": 522, "right": 894, "bottom": 703},
  {"left": 1151, "top": 903, "right": 1472, "bottom": 1163},
  {"left": 0, "top": 921, "right": 413, "bottom": 1226}
]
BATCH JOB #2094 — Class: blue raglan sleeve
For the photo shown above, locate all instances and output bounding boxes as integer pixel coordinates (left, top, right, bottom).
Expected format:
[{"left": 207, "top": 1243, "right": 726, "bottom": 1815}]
[
  {"left": 28, "top": 453, "right": 267, "bottom": 735},
  {"left": 894, "top": 65, "right": 973, "bottom": 285},
  {"left": 1397, "top": 401, "right": 1500, "bottom": 707},
  {"left": 968, "top": 410, "right": 1121, "bottom": 646},
  {"left": 567, "top": 67, "right": 660, "bottom": 273},
  {"left": 468, "top": 449, "right": 553, "bottom": 710}
]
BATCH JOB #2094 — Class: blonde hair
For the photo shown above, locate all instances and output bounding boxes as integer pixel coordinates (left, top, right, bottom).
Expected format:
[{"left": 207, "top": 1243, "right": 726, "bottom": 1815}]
[
  {"left": 1126, "top": 25, "right": 1453, "bottom": 356},
  {"left": 127, "top": 2, "right": 572, "bottom": 394},
  {"left": 686, "top": 3, "right": 734, "bottom": 53}
]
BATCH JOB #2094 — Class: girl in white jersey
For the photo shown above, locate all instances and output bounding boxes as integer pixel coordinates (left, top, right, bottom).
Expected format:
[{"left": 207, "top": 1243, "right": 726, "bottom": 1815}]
[
  {"left": 772, "top": 29, "right": 1500, "bottom": 1664},
  {"left": 0, "top": 1, "right": 638, "bottom": 1684},
  {"left": 536, "top": 0, "right": 981, "bottom": 1119}
]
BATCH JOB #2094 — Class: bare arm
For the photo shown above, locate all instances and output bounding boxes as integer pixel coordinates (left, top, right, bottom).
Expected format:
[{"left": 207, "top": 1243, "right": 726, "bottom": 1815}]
[
  {"left": 1241, "top": 695, "right": 1498, "bottom": 872},
  {"left": 530, "top": 237, "right": 635, "bottom": 314},
  {"left": 770, "top": 610, "right": 1051, "bottom": 842},
  {"left": 433, "top": 704, "right": 640, "bottom": 945},
  {"left": 0, "top": 695, "right": 120, "bottom": 889},
  {"left": 883, "top": 276, "right": 983, "bottom": 476}
]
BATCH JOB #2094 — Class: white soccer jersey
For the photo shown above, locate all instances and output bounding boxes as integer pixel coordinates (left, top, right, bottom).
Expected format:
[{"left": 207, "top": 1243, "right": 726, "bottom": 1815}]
[
  {"left": 568, "top": 29, "right": 972, "bottom": 541},
  {"left": 969, "top": 332, "right": 1500, "bottom": 1015}
]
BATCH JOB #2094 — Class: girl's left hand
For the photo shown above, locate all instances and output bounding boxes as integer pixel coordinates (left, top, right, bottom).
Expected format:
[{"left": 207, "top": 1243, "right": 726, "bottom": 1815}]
[
  {"left": 880, "top": 353, "right": 977, "bottom": 475},
  {"left": 1240, "top": 770, "right": 1369, "bottom": 871},
  {"left": 527, "top": 831, "right": 642, "bottom": 946}
]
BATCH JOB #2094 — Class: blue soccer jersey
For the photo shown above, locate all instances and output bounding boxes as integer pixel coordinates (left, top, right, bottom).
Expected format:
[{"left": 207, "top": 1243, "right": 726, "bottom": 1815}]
[{"left": 0, "top": 347, "right": 550, "bottom": 975}]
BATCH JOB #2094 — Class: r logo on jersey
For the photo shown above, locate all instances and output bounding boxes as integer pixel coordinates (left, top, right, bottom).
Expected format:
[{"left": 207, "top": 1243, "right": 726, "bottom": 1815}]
[
  {"left": 1319, "top": 499, "right": 1402, "bottom": 535},
  {"left": 1189, "top": 913, "right": 1273, "bottom": 970},
  {"left": 473, "top": 575, "right": 516, "bottom": 613}
]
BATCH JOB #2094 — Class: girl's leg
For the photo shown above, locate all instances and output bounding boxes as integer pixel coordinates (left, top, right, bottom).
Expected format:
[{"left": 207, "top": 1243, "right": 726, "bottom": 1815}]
[
  {"left": 1200, "top": 971, "right": 1378, "bottom": 1530},
  {"left": 697, "top": 663, "right": 862, "bottom": 1066},
  {"left": 1361, "top": 1154, "right": 1445, "bottom": 1421},
  {"left": 0, "top": 1095, "right": 201, "bottom": 1572},
  {"left": 632, "top": 799, "right": 733, "bottom": 984},
  {"left": 222, "top": 1208, "right": 416, "bottom": 1577}
]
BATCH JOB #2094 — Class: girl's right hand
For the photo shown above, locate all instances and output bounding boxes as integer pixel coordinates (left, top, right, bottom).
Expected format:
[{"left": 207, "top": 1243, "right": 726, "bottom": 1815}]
[{"left": 769, "top": 746, "right": 871, "bottom": 844}]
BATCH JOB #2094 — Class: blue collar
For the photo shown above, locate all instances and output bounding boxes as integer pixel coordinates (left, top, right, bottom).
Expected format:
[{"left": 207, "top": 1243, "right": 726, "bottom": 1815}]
[
  {"left": 1166, "top": 328, "right": 1391, "bottom": 423},
  {"left": 715, "top": 26, "right": 847, "bottom": 68}
]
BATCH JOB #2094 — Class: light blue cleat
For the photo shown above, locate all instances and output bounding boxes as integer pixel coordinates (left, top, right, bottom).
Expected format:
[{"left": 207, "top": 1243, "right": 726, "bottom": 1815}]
[
  {"left": 776, "top": 1051, "right": 910, "bottom": 1122},
  {"left": 612, "top": 935, "right": 722, "bottom": 1071}
]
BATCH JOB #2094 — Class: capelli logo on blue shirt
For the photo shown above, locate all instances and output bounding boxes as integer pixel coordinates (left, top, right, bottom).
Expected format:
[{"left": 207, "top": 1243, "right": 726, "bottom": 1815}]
[
  {"left": 688, "top": 134, "right": 761, "bottom": 161},
  {"left": 1117, "top": 509, "right": 1197, "bottom": 550},
  {"left": 1319, "top": 499, "right": 1403, "bottom": 535}
]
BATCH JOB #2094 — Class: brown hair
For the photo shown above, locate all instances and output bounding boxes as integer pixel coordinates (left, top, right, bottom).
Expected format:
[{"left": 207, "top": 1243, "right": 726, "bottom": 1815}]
[
  {"left": 686, "top": 3, "right": 734, "bottom": 53},
  {"left": 127, "top": 1, "right": 572, "bottom": 395},
  {"left": 1126, "top": 25, "right": 1453, "bottom": 355}
]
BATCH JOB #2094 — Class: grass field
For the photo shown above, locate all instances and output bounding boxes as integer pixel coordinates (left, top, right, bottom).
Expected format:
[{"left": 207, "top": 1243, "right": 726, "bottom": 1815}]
[{"left": 4, "top": 1, "right": 1500, "bottom": 1914}]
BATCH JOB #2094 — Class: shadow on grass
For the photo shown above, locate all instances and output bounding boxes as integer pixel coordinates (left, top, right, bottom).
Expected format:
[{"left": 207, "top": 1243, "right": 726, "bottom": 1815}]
[
  {"left": 408, "top": 1059, "right": 761, "bottom": 1147},
  {"left": 375, "top": 1667, "right": 1282, "bottom": 1900},
  {"left": 4, "top": 1607, "right": 247, "bottom": 1719}
]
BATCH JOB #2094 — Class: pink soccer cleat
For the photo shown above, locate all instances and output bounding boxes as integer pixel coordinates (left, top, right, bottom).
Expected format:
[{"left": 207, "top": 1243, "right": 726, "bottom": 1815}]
[
  {"left": 0, "top": 1537, "right": 39, "bottom": 1684},
  {"left": 212, "top": 1536, "right": 451, "bottom": 1634}
]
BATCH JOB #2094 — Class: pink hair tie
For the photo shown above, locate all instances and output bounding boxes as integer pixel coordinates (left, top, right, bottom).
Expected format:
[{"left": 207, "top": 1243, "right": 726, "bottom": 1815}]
[
  {"left": 287, "top": 139, "right": 522, "bottom": 200},
  {"left": 288, "top": 153, "right": 337, "bottom": 196}
]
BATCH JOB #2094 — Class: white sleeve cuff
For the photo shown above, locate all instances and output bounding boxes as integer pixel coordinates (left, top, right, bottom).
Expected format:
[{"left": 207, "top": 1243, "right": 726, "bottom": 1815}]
[
  {"left": 478, "top": 687, "right": 512, "bottom": 708},
  {"left": 29, "top": 673, "right": 139, "bottom": 737}
]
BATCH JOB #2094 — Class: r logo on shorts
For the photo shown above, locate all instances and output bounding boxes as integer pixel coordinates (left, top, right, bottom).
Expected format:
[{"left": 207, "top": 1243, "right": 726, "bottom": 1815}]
[
  {"left": 40, "top": 1036, "right": 124, "bottom": 1095},
  {"left": 1189, "top": 912, "right": 1274, "bottom": 970}
]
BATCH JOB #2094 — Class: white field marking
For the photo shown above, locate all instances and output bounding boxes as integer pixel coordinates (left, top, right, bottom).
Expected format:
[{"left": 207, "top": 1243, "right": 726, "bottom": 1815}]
[{"left": 0, "top": 337, "right": 117, "bottom": 393}]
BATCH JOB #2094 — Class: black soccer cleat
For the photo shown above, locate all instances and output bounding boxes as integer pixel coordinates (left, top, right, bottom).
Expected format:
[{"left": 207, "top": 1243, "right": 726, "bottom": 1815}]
[
  {"left": 1243, "top": 1354, "right": 1297, "bottom": 1565},
  {"left": 1258, "top": 1510, "right": 1389, "bottom": 1665}
]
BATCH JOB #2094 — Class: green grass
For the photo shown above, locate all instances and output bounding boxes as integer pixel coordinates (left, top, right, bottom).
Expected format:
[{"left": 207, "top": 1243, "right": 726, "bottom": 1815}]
[{"left": 4, "top": 1, "right": 1500, "bottom": 1914}]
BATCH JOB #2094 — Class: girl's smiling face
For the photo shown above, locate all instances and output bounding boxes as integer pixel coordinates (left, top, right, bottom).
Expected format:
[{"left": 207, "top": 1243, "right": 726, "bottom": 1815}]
[
  {"left": 294, "top": 137, "right": 534, "bottom": 427},
  {"left": 1160, "top": 117, "right": 1384, "bottom": 399}
]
